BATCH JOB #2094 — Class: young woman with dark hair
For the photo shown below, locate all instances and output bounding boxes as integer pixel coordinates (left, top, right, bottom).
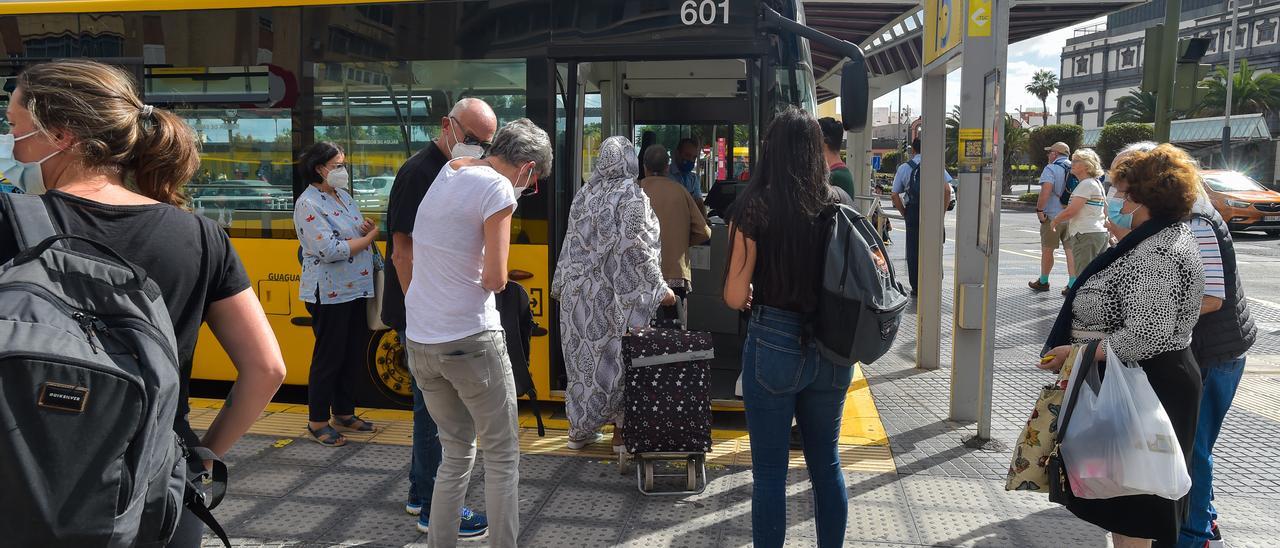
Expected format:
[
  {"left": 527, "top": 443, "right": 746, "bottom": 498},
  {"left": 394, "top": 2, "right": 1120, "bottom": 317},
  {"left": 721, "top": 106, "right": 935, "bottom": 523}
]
[{"left": 723, "top": 106, "right": 852, "bottom": 548}]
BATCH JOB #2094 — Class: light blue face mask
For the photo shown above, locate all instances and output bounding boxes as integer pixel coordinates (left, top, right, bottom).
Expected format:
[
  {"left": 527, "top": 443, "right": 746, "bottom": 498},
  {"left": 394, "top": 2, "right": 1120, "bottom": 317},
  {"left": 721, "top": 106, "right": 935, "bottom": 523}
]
[
  {"left": 0, "top": 131, "right": 59, "bottom": 195},
  {"left": 1106, "top": 196, "right": 1140, "bottom": 229}
]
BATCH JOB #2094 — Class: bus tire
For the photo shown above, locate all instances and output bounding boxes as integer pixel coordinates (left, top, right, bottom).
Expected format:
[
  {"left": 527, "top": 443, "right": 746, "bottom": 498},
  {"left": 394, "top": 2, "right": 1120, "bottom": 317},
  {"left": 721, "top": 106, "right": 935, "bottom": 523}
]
[{"left": 356, "top": 329, "right": 414, "bottom": 409}]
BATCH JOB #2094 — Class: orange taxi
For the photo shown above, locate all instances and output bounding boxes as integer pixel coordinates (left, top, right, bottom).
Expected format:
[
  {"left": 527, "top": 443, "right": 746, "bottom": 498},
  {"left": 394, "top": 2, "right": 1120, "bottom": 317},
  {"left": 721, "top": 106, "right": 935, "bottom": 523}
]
[{"left": 1201, "top": 170, "right": 1280, "bottom": 236}]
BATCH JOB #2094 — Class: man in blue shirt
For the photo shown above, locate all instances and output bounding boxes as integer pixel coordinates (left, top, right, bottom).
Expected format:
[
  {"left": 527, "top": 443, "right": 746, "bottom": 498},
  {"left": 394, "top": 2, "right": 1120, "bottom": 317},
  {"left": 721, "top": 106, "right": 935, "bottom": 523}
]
[
  {"left": 891, "top": 138, "right": 952, "bottom": 297},
  {"left": 669, "top": 138, "right": 705, "bottom": 210},
  {"left": 1029, "top": 142, "right": 1074, "bottom": 292}
]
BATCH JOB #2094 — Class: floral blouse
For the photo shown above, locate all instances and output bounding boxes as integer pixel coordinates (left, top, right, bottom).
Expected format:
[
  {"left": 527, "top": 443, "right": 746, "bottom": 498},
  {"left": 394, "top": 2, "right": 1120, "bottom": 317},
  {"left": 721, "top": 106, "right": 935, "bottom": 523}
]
[
  {"left": 295, "top": 185, "right": 374, "bottom": 304},
  {"left": 1070, "top": 224, "right": 1204, "bottom": 362}
]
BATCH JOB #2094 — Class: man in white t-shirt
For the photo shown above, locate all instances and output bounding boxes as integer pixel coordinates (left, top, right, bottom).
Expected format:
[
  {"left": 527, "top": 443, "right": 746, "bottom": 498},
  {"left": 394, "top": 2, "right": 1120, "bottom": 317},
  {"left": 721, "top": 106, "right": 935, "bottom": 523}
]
[
  {"left": 1051, "top": 148, "right": 1108, "bottom": 294},
  {"left": 404, "top": 118, "right": 552, "bottom": 548}
]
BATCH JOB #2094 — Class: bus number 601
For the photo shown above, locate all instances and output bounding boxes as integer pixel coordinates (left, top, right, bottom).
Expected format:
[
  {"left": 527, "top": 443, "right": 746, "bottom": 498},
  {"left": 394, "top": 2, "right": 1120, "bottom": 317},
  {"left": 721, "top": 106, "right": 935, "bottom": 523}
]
[{"left": 681, "top": 0, "right": 729, "bottom": 25}]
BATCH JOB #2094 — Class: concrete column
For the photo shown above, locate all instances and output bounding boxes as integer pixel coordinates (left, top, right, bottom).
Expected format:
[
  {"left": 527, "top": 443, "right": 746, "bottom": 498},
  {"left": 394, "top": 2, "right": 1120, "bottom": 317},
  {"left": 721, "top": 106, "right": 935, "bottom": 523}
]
[
  {"left": 949, "top": 0, "right": 1010, "bottom": 442},
  {"left": 848, "top": 101, "right": 875, "bottom": 214},
  {"left": 917, "top": 71, "right": 946, "bottom": 370}
]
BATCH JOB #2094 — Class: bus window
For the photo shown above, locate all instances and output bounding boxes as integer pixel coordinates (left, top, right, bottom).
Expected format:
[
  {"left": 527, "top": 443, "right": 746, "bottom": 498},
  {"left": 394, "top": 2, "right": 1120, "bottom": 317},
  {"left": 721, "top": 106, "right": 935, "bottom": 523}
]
[
  {"left": 179, "top": 108, "right": 294, "bottom": 232},
  {"left": 313, "top": 59, "right": 538, "bottom": 241}
]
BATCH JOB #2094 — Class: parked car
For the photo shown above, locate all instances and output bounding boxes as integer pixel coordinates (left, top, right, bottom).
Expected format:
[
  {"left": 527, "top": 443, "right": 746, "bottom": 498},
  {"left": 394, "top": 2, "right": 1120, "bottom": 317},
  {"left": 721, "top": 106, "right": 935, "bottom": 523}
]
[
  {"left": 353, "top": 175, "right": 394, "bottom": 212},
  {"left": 1201, "top": 170, "right": 1280, "bottom": 236},
  {"left": 188, "top": 179, "right": 291, "bottom": 212}
]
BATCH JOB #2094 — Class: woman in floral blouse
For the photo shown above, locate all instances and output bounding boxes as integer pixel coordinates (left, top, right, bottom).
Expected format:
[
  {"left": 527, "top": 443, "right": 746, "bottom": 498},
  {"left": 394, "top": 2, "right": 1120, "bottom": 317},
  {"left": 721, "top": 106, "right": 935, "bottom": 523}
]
[{"left": 294, "top": 141, "right": 380, "bottom": 446}]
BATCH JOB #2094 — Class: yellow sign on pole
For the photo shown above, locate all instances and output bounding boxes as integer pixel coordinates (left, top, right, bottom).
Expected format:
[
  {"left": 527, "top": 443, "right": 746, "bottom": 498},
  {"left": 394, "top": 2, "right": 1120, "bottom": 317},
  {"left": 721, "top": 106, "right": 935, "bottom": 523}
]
[
  {"left": 924, "top": 0, "right": 964, "bottom": 65},
  {"left": 968, "top": 0, "right": 992, "bottom": 37}
]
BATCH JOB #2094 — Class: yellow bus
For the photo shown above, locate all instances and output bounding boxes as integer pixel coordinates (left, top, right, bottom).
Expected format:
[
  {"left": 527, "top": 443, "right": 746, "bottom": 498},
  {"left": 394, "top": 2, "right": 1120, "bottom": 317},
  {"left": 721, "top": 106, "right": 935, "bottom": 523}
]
[{"left": 0, "top": 0, "right": 867, "bottom": 409}]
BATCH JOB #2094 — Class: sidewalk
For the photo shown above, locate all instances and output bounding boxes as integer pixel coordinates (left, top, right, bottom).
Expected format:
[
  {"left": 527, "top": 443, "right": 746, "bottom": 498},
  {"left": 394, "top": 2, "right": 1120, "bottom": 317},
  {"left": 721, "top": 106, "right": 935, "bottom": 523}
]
[{"left": 198, "top": 212, "right": 1280, "bottom": 547}]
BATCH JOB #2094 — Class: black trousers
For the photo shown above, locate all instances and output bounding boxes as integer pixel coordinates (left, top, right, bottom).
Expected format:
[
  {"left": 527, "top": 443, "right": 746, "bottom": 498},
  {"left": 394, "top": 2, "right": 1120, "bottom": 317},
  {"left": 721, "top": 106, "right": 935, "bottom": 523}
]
[{"left": 304, "top": 297, "right": 367, "bottom": 422}]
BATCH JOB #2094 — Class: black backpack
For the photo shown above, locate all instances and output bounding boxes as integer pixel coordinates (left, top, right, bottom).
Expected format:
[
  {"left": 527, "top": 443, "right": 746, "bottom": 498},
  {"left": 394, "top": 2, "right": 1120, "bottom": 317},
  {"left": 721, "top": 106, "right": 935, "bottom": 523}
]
[
  {"left": 905, "top": 159, "right": 921, "bottom": 215},
  {"left": 1054, "top": 158, "right": 1080, "bottom": 207},
  {"left": 814, "top": 204, "right": 910, "bottom": 365},
  {"left": 0, "top": 193, "right": 230, "bottom": 547}
]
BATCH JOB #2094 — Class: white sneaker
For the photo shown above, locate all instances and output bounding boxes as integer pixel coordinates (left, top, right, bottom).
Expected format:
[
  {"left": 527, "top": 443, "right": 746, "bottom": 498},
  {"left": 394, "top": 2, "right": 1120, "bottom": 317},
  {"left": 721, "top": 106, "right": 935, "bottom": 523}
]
[{"left": 566, "top": 432, "right": 604, "bottom": 450}]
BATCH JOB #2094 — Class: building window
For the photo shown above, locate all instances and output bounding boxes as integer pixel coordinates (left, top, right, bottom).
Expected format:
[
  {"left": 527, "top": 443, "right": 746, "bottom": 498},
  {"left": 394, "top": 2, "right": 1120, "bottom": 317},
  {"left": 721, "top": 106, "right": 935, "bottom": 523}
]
[
  {"left": 1074, "top": 103, "right": 1085, "bottom": 125},
  {"left": 1075, "top": 57, "right": 1090, "bottom": 75},
  {"left": 1258, "top": 19, "right": 1277, "bottom": 44},
  {"left": 357, "top": 5, "right": 395, "bottom": 27},
  {"left": 1065, "top": 100, "right": 1072, "bottom": 107},
  {"left": 1088, "top": 97, "right": 1094, "bottom": 105},
  {"left": 1235, "top": 25, "right": 1247, "bottom": 48},
  {"left": 1120, "top": 48, "right": 1136, "bottom": 68}
]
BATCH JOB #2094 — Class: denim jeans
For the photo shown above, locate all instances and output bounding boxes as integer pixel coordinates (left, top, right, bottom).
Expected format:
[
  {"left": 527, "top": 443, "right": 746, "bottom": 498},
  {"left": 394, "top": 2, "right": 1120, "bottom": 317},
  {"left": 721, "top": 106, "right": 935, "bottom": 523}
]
[
  {"left": 742, "top": 306, "right": 855, "bottom": 548},
  {"left": 1178, "top": 356, "right": 1246, "bottom": 547}
]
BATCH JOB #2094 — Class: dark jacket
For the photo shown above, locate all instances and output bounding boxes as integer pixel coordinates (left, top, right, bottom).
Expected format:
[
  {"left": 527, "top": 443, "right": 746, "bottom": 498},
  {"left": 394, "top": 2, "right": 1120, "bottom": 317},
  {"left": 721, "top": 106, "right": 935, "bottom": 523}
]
[{"left": 1189, "top": 199, "right": 1256, "bottom": 365}]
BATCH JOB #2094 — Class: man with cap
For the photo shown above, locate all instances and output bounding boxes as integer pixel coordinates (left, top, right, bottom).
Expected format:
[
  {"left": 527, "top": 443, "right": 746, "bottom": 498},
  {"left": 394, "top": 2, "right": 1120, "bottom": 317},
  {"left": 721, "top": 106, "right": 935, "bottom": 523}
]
[{"left": 1029, "top": 141, "right": 1075, "bottom": 293}]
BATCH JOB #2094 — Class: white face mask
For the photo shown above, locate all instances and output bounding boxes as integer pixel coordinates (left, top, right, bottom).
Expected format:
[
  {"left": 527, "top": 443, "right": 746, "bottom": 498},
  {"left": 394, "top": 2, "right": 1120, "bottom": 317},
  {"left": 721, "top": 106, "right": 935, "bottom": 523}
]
[
  {"left": 326, "top": 167, "right": 350, "bottom": 190},
  {"left": 447, "top": 118, "right": 486, "bottom": 159},
  {"left": 0, "top": 131, "right": 60, "bottom": 195}
]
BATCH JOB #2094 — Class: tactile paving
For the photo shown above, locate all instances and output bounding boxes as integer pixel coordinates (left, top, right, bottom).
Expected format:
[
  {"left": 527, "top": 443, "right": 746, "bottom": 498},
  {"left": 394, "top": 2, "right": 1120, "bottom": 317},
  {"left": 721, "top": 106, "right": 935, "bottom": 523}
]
[
  {"left": 237, "top": 500, "right": 340, "bottom": 540},
  {"left": 538, "top": 486, "right": 632, "bottom": 520},
  {"left": 520, "top": 520, "right": 622, "bottom": 547}
]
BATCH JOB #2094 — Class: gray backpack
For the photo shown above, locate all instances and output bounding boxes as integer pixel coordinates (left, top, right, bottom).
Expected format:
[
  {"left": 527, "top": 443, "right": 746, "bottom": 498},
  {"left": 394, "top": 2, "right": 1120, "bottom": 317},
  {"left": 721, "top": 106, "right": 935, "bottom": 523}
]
[
  {"left": 814, "top": 204, "right": 909, "bottom": 365},
  {"left": 0, "top": 193, "right": 228, "bottom": 547}
]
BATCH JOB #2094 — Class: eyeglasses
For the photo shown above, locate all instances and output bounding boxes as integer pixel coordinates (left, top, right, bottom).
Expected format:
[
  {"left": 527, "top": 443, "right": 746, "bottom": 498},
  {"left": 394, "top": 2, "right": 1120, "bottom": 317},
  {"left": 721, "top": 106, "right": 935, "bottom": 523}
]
[{"left": 449, "top": 116, "right": 492, "bottom": 152}]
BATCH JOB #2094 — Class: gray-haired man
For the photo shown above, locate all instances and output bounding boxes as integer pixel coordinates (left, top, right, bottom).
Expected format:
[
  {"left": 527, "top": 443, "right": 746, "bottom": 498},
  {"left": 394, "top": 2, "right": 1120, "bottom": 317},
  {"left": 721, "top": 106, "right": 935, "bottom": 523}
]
[{"left": 404, "top": 118, "right": 553, "bottom": 548}]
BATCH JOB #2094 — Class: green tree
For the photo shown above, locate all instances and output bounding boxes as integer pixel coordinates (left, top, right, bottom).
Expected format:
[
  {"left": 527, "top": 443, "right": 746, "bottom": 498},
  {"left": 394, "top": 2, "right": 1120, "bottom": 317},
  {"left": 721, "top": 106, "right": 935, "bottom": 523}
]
[
  {"left": 945, "top": 106, "right": 960, "bottom": 170},
  {"left": 1024, "top": 70, "right": 1059, "bottom": 126},
  {"left": 1028, "top": 124, "right": 1083, "bottom": 167},
  {"left": 1107, "top": 90, "right": 1159, "bottom": 123},
  {"left": 878, "top": 150, "right": 904, "bottom": 175},
  {"left": 1095, "top": 123, "right": 1155, "bottom": 168},
  {"left": 1002, "top": 115, "right": 1030, "bottom": 191},
  {"left": 1198, "top": 59, "right": 1280, "bottom": 116}
]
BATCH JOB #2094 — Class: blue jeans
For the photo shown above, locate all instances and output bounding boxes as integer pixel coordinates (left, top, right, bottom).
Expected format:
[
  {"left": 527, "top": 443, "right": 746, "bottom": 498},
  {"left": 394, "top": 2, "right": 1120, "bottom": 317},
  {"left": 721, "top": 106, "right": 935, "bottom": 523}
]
[
  {"left": 404, "top": 332, "right": 443, "bottom": 508},
  {"left": 1178, "top": 356, "right": 1246, "bottom": 548},
  {"left": 742, "top": 306, "right": 854, "bottom": 548}
]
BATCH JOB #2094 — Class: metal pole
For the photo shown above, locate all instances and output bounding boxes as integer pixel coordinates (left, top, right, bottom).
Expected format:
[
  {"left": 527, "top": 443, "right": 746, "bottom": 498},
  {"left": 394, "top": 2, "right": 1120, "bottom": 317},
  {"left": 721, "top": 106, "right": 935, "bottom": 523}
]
[
  {"left": 1222, "top": 0, "right": 1241, "bottom": 165},
  {"left": 1154, "top": 0, "right": 1182, "bottom": 142}
]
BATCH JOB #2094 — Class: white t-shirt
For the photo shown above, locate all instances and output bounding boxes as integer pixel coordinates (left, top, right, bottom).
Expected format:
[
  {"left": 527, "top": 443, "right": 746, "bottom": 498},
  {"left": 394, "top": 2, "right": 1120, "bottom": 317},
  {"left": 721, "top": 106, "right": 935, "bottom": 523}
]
[
  {"left": 1067, "top": 177, "right": 1108, "bottom": 237},
  {"left": 405, "top": 162, "right": 517, "bottom": 344}
]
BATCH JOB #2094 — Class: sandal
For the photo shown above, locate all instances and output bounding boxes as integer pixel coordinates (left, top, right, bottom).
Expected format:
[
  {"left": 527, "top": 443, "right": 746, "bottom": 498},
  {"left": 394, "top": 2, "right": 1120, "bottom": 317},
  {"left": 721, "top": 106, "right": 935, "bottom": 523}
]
[
  {"left": 307, "top": 424, "right": 347, "bottom": 447},
  {"left": 332, "top": 415, "right": 378, "bottom": 433}
]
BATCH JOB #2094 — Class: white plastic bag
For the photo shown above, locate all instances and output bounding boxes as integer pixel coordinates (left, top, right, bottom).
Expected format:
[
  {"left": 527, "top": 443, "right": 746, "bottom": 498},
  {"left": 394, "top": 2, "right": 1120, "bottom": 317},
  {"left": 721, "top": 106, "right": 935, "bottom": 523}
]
[{"left": 1059, "top": 342, "right": 1191, "bottom": 500}]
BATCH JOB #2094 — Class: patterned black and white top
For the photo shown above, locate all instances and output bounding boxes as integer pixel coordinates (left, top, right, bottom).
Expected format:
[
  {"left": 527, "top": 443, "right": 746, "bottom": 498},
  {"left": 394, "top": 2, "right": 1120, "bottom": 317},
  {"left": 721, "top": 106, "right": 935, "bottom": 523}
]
[{"left": 1070, "top": 224, "right": 1205, "bottom": 362}]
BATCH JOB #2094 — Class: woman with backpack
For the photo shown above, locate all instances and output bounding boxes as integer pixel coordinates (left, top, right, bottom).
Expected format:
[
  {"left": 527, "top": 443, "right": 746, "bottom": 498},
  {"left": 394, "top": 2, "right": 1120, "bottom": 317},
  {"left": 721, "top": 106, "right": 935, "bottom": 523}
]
[
  {"left": 0, "top": 59, "right": 287, "bottom": 546},
  {"left": 722, "top": 106, "right": 853, "bottom": 548}
]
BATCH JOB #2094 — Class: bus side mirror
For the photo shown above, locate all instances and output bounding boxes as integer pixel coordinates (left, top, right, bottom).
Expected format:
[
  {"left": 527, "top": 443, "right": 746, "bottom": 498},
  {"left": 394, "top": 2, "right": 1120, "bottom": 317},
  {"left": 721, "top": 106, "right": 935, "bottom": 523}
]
[{"left": 840, "top": 53, "right": 869, "bottom": 132}]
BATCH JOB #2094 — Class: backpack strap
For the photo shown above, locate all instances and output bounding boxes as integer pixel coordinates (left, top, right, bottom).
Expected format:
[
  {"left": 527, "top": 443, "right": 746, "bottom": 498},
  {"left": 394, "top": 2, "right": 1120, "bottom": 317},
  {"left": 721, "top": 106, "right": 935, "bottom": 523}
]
[
  {"left": 184, "top": 445, "right": 231, "bottom": 548},
  {"left": 1, "top": 192, "right": 59, "bottom": 251}
]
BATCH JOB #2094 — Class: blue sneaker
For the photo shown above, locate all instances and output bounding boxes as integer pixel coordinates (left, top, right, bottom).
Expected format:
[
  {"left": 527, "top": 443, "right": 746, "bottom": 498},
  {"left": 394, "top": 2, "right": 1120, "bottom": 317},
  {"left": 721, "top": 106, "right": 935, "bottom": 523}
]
[
  {"left": 405, "top": 501, "right": 423, "bottom": 516},
  {"left": 416, "top": 506, "right": 489, "bottom": 539}
]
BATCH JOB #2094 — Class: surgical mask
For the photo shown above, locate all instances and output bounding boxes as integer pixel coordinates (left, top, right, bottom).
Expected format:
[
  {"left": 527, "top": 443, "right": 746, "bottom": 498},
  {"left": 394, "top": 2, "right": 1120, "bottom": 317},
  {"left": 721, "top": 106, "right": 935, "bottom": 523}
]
[
  {"left": 326, "top": 167, "right": 349, "bottom": 190},
  {"left": 447, "top": 118, "right": 486, "bottom": 159},
  {"left": 0, "top": 131, "right": 60, "bottom": 195},
  {"left": 1106, "top": 196, "right": 1139, "bottom": 229},
  {"left": 514, "top": 164, "right": 537, "bottom": 198},
  {"left": 678, "top": 160, "right": 695, "bottom": 173}
]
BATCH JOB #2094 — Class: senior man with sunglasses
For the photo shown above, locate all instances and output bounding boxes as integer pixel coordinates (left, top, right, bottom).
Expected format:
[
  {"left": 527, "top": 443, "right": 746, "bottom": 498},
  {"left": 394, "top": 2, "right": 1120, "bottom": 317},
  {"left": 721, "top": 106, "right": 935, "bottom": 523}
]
[{"left": 384, "top": 97, "right": 497, "bottom": 537}]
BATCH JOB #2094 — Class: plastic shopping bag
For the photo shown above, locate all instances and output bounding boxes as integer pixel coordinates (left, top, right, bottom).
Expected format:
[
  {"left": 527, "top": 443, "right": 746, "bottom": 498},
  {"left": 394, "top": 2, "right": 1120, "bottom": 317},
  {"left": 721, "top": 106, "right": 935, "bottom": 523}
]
[{"left": 1058, "top": 342, "right": 1191, "bottom": 500}]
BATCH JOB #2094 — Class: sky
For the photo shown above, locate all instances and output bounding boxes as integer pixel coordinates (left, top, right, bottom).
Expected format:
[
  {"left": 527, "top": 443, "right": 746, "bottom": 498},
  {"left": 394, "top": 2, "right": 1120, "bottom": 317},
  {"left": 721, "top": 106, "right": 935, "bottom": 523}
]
[{"left": 871, "top": 17, "right": 1106, "bottom": 121}]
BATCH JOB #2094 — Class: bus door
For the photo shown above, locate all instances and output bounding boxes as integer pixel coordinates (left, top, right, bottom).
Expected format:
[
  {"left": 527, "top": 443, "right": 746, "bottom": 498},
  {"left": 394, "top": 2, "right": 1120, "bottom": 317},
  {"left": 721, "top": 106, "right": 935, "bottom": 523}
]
[{"left": 556, "top": 57, "right": 757, "bottom": 407}]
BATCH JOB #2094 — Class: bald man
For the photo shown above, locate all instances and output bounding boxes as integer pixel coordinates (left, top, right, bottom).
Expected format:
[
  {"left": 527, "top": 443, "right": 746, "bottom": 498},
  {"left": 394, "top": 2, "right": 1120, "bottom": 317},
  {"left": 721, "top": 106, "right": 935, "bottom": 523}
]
[{"left": 384, "top": 97, "right": 497, "bottom": 537}]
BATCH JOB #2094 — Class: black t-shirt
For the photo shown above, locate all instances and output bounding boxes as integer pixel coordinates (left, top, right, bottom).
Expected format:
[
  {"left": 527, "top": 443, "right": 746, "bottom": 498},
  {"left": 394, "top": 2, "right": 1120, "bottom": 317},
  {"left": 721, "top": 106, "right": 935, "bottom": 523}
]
[
  {"left": 0, "top": 191, "right": 251, "bottom": 447},
  {"left": 738, "top": 211, "right": 825, "bottom": 315},
  {"left": 382, "top": 143, "right": 449, "bottom": 332}
]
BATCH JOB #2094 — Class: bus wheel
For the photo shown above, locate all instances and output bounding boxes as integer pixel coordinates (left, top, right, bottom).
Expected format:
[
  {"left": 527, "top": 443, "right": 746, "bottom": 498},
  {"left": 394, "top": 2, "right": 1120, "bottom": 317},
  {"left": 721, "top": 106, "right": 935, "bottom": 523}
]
[{"left": 364, "top": 329, "right": 414, "bottom": 409}]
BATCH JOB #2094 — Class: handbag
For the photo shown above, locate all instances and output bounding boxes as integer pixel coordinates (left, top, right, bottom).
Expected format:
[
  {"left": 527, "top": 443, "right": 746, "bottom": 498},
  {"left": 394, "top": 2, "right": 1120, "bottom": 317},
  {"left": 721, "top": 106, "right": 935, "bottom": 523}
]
[
  {"left": 1005, "top": 342, "right": 1089, "bottom": 492},
  {"left": 367, "top": 244, "right": 389, "bottom": 331},
  {"left": 1047, "top": 340, "right": 1102, "bottom": 505}
]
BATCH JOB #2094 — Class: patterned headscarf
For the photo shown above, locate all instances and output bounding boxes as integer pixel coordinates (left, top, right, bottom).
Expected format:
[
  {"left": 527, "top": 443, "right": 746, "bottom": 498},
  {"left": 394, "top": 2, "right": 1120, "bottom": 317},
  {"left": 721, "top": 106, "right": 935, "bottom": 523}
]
[{"left": 551, "top": 136, "right": 667, "bottom": 329}]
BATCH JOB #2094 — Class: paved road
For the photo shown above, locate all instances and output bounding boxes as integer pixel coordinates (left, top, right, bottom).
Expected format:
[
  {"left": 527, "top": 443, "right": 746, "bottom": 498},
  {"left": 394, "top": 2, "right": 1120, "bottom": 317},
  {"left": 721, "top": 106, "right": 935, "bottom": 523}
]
[{"left": 198, "top": 204, "right": 1280, "bottom": 547}]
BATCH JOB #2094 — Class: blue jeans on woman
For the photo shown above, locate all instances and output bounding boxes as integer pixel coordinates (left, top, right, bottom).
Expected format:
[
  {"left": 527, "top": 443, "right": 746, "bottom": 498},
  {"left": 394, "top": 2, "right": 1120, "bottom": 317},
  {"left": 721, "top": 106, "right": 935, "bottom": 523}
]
[{"left": 742, "top": 306, "right": 855, "bottom": 548}]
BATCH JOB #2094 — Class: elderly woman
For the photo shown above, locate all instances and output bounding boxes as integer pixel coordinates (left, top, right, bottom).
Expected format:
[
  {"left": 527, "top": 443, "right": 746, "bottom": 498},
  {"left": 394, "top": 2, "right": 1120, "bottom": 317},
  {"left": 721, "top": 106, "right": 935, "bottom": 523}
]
[
  {"left": 551, "top": 136, "right": 674, "bottom": 450},
  {"left": 294, "top": 141, "right": 380, "bottom": 447},
  {"left": 1040, "top": 144, "right": 1206, "bottom": 548},
  {"left": 1051, "top": 148, "right": 1109, "bottom": 291}
]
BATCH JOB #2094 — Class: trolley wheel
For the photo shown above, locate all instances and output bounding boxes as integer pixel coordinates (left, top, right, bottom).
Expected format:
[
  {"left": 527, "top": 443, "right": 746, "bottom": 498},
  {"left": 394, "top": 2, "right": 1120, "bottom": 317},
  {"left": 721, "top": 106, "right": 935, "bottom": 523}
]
[
  {"left": 618, "top": 451, "right": 629, "bottom": 475},
  {"left": 686, "top": 457, "right": 698, "bottom": 491},
  {"left": 642, "top": 460, "right": 655, "bottom": 492}
]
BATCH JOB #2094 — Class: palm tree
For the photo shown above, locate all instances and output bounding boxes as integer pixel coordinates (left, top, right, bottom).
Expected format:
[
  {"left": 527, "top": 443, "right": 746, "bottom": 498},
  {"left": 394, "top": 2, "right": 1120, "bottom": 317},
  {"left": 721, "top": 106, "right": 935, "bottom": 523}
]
[
  {"left": 1024, "top": 70, "right": 1059, "bottom": 126},
  {"left": 1003, "top": 114, "right": 1030, "bottom": 191},
  {"left": 1198, "top": 59, "right": 1280, "bottom": 116},
  {"left": 945, "top": 105, "right": 960, "bottom": 169},
  {"left": 1107, "top": 89, "right": 1158, "bottom": 123}
]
